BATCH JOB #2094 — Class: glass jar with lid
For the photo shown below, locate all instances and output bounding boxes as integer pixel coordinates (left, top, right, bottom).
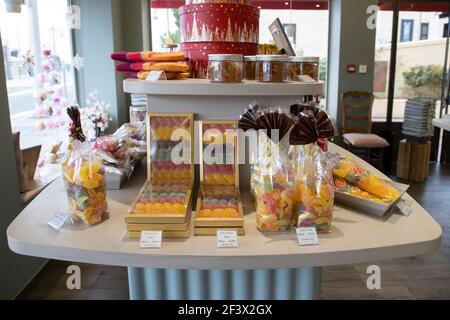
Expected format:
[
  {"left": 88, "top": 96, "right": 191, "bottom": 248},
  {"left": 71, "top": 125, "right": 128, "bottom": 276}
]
[
  {"left": 208, "top": 54, "right": 244, "bottom": 83},
  {"left": 256, "top": 55, "right": 290, "bottom": 83},
  {"left": 290, "top": 56, "right": 320, "bottom": 81},
  {"left": 244, "top": 56, "right": 257, "bottom": 80}
]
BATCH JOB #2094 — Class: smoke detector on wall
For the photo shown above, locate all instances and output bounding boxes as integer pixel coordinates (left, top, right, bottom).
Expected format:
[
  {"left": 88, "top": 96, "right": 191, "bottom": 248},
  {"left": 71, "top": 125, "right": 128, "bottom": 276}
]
[{"left": 4, "top": 0, "right": 25, "bottom": 13}]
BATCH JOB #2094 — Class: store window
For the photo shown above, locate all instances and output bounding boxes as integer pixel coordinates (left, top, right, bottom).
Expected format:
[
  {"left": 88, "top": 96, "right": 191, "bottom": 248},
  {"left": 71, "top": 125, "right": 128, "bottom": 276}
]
[
  {"left": 373, "top": 8, "right": 446, "bottom": 122},
  {"left": 420, "top": 22, "right": 429, "bottom": 40},
  {"left": 400, "top": 19, "right": 414, "bottom": 42},
  {"left": 1, "top": 0, "right": 76, "bottom": 150}
]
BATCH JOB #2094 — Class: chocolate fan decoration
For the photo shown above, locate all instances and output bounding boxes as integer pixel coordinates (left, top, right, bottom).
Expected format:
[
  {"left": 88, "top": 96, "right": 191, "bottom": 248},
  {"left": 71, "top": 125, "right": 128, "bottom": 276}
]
[
  {"left": 238, "top": 103, "right": 261, "bottom": 132},
  {"left": 256, "top": 109, "right": 294, "bottom": 141},
  {"left": 67, "top": 106, "right": 86, "bottom": 143},
  {"left": 289, "top": 104, "right": 335, "bottom": 145}
]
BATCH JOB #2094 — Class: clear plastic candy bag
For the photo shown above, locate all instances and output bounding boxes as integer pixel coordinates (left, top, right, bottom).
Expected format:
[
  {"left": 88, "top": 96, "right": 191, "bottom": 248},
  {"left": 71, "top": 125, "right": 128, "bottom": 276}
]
[
  {"left": 62, "top": 107, "right": 107, "bottom": 225},
  {"left": 289, "top": 104, "right": 336, "bottom": 232},
  {"left": 252, "top": 108, "right": 296, "bottom": 232},
  {"left": 291, "top": 144, "right": 334, "bottom": 232}
]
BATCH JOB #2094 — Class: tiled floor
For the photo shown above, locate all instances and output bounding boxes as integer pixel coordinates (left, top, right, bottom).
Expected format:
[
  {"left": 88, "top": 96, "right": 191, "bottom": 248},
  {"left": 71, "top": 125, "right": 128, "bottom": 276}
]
[{"left": 17, "top": 164, "right": 450, "bottom": 300}]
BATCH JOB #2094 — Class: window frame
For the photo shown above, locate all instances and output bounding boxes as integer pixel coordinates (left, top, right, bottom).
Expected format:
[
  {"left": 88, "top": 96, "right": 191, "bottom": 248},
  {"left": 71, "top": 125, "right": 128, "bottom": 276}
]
[
  {"left": 420, "top": 22, "right": 429, "bottom": 40},
  {"left": 400, "top": 19, "right": 414, "bottom": 42}
]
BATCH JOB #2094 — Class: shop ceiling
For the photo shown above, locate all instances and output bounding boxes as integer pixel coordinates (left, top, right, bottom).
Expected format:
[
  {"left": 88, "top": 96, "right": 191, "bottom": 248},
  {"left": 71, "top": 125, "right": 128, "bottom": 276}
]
[{"left": 151, "top": 0, "right": 449, "bottom": 11}]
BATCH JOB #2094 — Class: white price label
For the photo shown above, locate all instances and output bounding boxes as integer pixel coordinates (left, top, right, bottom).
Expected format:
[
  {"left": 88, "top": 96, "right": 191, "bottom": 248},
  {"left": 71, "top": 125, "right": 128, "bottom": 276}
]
[
  {"left": 140, "top": 231, "right": 163, "bottom": 249},
  {"left": 146, "top": 71, "right": 166, "bottom": 82},
  {"left": 297, "top": 75, "right": 316, "bottom": 83},
  {"left": 296, "top": 227, "right": 320, "bottom": 246},
  {"left": 217, "top": 230, "right": 238, "bottom": 248},
  {"left": 396, "top": 199, "right": 412, "bottom": 217},
  {"left": 48, "top": 211, "right": 70, "bottom": 230}
]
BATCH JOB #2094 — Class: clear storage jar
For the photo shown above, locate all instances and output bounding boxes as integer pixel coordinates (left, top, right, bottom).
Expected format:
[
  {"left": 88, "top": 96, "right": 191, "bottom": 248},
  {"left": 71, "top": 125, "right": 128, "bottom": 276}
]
[
  {"left": 208, "top": 54, "right": 244, "bottom": 83},
  {"left": 244, "top": 56, "right": 257, "bottom": 80},
  {"left": 256, "top": 55, "right": 290, "bottom": 83},
  {"left": 129, "top": 106, "right": 147, "bottom": 124},
  {"left": 295, "top": 57, "right": 320, "bottom": 81}
]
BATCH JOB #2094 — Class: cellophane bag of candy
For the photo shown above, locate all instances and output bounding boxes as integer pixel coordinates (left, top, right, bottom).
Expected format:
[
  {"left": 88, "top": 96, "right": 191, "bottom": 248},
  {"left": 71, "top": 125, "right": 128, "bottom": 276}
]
[
  {"left": 289, "top": 104, "right": 336, "bottom": 232},
  {"left": 291, "top": 144, "right": 334, "bottom": 232},
  {"left": 332, "top": 154, "right": 400, "bottom": 202},
  {"left": 252, "top": 108, "right": 296, "bottom": 232},
  {"left": 62, "top": 107, "right": 107, "bottom": 225}
]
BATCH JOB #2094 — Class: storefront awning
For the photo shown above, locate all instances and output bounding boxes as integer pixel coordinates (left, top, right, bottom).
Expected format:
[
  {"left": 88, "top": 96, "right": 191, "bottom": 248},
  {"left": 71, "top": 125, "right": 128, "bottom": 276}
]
[{"left": 151, "top": 0, "right": 448, "bottom": 12}]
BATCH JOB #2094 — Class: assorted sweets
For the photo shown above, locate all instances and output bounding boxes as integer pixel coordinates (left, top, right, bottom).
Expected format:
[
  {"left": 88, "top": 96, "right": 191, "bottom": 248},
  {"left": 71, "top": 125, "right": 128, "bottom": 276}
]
[
  {"left": 62, "top": 107, "right": 107, "bottom": 225},
  {"left": 332, "top": 155, "right": 400, "bottom": 202},
  {"left": 257, "top": 55, "right": 290, "bottom": 83},
  {"left": 195, "top": 186, "right": 244, "bottom": 235},
  {"left": 111, "top": 51, "right": 191, "bottom": 79},
  {"left": 334, "top": 178, "right": 391, "bottom": 204},
  {"left": 129, "top": 182, "right": 190, "bottom": 216},
  {"left": 197, "top": 188, "right": 241, "bottom": 219},
  {"left": 201, "top": 121, "right": 238, "bottom": 186},
  {"left": 292, "top": 145, "right": 334, "bottom": 233},
  {"left": 255, "top": 183, "right": 296, "bottom": 232},
  {"left": 244, "top": 55, "right": 257, "bottom": 80},
  {"left": 289, "top": 104, "right": 336, "bottom": 232},
  {"left": 148, "top": 113, "right": 194, "bottom": 181},
  {"left": 125, "top": 113, "right": 195, "bottom": 238},
  {"left": 289, "top": 56, "right": 320, "bottom": 81},
  {"left": 240, "top": 108, "right": 296, "bottom": 231},
  {"left": 208, "top": 54, "right": 244, "bottom": 83},
  {"left": 258, "top": 43, "right": 279, "bottom": 55}
]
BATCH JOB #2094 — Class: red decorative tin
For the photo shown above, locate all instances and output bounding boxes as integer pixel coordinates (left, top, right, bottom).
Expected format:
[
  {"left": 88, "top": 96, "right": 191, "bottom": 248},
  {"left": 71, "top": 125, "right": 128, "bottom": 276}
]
[
  {"left": 179, "top": 3, "right": 259, "bottom": 43},
  {"left": 179, "top": 3, "right": 260, "bottom": 78},
  {"left": 181, "top": 42, "right": 258, "bottom": 78}
]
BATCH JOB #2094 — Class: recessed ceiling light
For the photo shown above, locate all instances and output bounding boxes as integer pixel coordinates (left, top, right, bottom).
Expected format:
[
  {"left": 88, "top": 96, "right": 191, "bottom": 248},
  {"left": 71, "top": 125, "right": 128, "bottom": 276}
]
[
  {"left": 285, "top": 2, "right": 289, "bottom": 5},
  {"left": 316, "top": 4, "right": 320, "bottom": 8}
]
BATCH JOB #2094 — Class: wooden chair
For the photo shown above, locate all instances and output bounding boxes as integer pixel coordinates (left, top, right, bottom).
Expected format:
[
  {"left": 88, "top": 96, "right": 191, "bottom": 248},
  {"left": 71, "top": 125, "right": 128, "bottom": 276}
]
[{"left": 341, "top": 91, "right": 389, "bottom": 170}]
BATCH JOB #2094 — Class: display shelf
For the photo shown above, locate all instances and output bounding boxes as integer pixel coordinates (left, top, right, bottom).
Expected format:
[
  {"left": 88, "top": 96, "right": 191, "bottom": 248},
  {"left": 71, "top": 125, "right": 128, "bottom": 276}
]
[
  {"left": 123, "top": 78, "right": 325, "bottom": 97},
  {"left": 7, "top": 144, "right": 442, "bottom": 270}
]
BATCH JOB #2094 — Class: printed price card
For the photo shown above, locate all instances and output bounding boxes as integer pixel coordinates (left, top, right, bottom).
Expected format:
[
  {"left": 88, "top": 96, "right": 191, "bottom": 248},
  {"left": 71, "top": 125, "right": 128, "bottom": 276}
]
[
  {"left": 140, "top": 231, "right": 163, "bottom": 249},
  {"left": 296, "top": 227, "right": 320, "bottom": 246},
  {"left": 48, "top": 211, "right": 70, "bottom": 230},
  {"left": 217, "top": 230, "right": 238, "bottom": 248}
]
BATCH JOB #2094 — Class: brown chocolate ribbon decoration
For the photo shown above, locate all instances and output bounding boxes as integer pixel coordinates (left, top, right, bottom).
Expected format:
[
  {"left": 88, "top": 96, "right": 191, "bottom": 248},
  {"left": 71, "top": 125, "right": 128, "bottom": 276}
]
[
  {"left": 289, "top": 103, "right": 335, "bottom": 145},
  {"left": 67, "top": 106, "right": 86, "bottom": 143},
  {"left": 256, "top": 110, "right": 294, "bottom": 141},
  {"left": 238, "top": 103, "right": 261, "bottom": 132}
]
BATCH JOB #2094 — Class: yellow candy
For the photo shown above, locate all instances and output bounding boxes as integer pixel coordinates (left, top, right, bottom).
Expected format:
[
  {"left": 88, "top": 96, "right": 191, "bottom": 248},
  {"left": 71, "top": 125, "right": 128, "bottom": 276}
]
[
  {"left": 225, "top": 175, "right": 235, "bottom": 185},
  {"left": 213, "top": 209, "right": 227, "bottom": 216},
  {"left": 200, "top": 209, "right": 214, "bottom": 217},
  {"left": 134, "top": 202, "right": 146, "bottom": 214}
]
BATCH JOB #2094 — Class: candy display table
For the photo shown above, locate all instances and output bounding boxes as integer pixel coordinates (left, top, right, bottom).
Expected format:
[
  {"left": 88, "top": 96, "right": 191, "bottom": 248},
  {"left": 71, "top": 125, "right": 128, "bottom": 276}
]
[
  {"left": 7, "top": 143, "right": 442, "bottom": 300},
  {"left": 7, "top": 80, "right": 442, "bottom": 300}
]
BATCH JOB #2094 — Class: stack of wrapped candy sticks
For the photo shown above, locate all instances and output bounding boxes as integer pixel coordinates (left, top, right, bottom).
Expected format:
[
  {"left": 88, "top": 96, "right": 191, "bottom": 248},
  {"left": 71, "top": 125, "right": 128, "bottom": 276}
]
[{"left": 110, "top": 51, "right": 191, "bottom": 80}]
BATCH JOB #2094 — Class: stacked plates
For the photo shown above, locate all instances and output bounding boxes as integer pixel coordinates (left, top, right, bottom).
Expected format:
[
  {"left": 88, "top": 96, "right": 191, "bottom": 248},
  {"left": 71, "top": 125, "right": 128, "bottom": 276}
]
[{"left": 402, "top": 98, "right": 435, "bottom": 142}]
